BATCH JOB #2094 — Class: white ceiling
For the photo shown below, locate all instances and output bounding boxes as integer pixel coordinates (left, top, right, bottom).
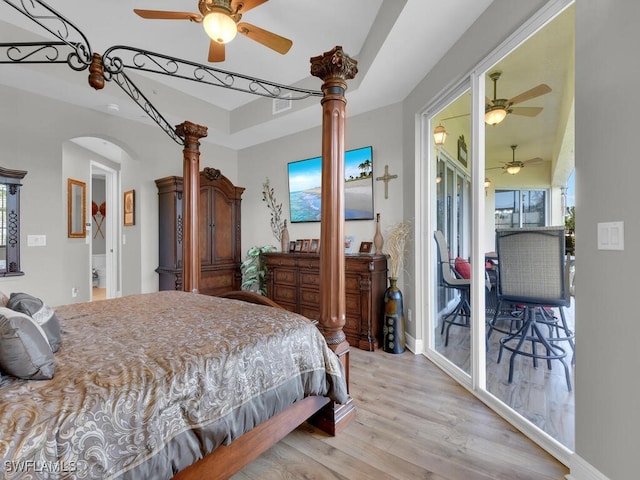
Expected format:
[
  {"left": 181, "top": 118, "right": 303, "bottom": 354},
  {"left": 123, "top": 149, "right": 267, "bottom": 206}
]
[{"left": 0, "top": 0, "right": 495, "bottom": 152}]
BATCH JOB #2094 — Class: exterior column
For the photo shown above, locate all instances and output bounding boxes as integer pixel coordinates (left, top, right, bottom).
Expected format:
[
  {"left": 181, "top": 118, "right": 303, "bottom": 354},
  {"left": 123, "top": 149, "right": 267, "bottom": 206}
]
[
  {"left": 310, "top": 46, "right": 358, "bottom": 353},
  {"left": 175, "top": 121, "right": 208, "bottom": 293}
]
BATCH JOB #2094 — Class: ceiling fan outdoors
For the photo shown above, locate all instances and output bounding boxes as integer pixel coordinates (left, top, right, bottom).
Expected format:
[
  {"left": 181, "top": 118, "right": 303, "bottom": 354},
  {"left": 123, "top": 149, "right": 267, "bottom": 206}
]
[
  {"left": 133, "top": 0, "right": 293, "bottom": 62},
  {"left": 485, "top": 71, "right": 552, "bottom": 125},
  {"left": 488, "top": 145, "right": 543, "bottom": 175}
]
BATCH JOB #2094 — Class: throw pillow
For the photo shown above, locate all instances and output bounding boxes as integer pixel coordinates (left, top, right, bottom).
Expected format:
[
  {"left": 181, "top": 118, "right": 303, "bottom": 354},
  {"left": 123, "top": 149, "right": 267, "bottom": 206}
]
[
  {"left": 454, "top": 257, "right": 471, "bottom": 279},
  {"left": 0, "top": 307, "right": 55, "bottom": 380},
  {"left": 7, "top": 292, "right": 61, "bottom": 352}
]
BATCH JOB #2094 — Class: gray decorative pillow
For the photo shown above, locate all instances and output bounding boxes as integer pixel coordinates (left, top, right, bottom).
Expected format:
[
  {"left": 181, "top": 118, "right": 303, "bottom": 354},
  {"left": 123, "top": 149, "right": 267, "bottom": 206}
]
[
  {"left": 7, "top": 292, "right": 61, "bottom": 352},
  {"left": 0, "top": 307, "right": 55, "bottom": 380}
]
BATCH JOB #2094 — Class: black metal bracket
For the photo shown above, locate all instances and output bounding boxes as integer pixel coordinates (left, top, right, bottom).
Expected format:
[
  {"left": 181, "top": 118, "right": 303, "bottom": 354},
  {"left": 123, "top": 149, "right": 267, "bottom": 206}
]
[{"left": 0, "top": 0, "right": 323, "bottom": 145}]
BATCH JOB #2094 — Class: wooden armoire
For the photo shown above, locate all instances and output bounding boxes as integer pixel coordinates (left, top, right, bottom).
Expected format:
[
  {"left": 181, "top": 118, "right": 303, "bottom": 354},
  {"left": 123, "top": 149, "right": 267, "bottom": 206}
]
[{"left": 155, "top": 168, "right": 245, "bottom": 296}]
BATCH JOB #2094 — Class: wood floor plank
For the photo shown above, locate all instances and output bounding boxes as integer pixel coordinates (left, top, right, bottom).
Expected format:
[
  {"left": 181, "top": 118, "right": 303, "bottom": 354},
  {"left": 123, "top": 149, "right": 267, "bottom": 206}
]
[{"left": 232, "top": 348, "right": 568, "bottom": 480}]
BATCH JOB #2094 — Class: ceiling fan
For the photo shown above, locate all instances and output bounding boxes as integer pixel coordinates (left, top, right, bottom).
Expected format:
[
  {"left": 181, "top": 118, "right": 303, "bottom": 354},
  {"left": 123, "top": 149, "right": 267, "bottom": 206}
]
[
  {"left": 485, "top": 71, "right": 552, "bottom": 125},
  {"left": 133, "top": 0, "right": 293, "bottom": 62},
  {"left": 488, "top": 145, "right": 543, "bottom": 175}
]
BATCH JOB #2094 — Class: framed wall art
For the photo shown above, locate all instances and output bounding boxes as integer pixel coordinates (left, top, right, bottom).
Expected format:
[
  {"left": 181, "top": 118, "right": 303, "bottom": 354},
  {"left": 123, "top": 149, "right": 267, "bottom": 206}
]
[
  {"left": 124, "top": 189, "right": 135, "bottom": 226},
  {"left": 288, "top": 146, "right": 374, "bottom": 222}
]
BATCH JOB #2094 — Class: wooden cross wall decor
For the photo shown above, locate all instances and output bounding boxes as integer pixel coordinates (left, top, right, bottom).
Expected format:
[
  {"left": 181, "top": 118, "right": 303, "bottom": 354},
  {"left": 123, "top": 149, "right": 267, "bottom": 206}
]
[{"left": 376, "top": 165, "right": 398, "bottom": 199}]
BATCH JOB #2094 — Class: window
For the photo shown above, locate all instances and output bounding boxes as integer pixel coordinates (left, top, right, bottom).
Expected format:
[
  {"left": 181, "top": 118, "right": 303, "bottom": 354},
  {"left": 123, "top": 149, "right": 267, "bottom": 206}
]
[{"left": 495, "top": 189, "right": 547, "bottom": 228}]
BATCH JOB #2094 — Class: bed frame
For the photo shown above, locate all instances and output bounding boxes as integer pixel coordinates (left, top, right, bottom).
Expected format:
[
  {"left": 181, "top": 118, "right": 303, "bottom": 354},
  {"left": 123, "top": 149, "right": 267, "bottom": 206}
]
[
  {"left": 0, "top": 2, "right": 357, "bottom": 473},
  {"left": 171, "top": 47, "right": 359, "bottom": 478}
]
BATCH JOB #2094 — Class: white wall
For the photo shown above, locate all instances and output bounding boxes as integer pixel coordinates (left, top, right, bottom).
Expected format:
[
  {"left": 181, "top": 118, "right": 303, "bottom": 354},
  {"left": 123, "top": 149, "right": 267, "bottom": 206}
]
[{"left": 574, "top": 1, "right": 640, "bottom": 478}]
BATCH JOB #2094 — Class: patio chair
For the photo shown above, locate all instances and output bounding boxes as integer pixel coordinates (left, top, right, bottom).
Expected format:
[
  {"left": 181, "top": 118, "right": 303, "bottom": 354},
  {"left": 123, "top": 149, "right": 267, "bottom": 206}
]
[
  {"left": 434, "top": 231, "right": 471, "bottom": 347},
  {"left": 493, "top": 226, "right": 574, "bottom": 391}
]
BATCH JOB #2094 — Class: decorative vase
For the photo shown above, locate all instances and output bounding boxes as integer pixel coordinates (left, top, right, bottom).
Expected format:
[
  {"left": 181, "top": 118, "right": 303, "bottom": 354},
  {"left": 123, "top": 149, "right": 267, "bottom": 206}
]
[
  {"left": 383, "top": 277, "right": 405, "bottom": 354},
  {"left": 280, "top": 220, "right": 290, "bottom": 253},
  {"left": 373, "top": 213, "right": 384, "bottom": 254}
]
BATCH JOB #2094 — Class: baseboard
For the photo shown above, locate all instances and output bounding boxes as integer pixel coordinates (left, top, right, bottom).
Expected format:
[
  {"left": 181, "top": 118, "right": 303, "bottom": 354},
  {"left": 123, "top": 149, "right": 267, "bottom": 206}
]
[
  {"left": 566, "top": 454, "right": 611, "bottom": 480},
  {"left": 403, "top": 333, "right": 423, "bottom": 354}
]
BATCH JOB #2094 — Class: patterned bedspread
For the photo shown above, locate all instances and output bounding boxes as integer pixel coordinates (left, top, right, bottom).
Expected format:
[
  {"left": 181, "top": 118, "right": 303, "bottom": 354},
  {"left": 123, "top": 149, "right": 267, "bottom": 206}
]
[{"left": 0, "top": 291, "right": 347, "bottom": 479}]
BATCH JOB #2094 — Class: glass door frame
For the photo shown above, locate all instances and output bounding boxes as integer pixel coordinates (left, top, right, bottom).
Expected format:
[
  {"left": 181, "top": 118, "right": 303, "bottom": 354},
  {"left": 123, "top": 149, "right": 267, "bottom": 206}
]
[{"left": 415, "top": 0, "right": 574, "bottom": 466}]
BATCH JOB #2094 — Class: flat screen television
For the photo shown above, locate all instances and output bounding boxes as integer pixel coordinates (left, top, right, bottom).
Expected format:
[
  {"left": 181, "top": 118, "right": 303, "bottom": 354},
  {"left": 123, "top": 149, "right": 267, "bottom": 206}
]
[{"left": 287, "top": 146, "right": 374, "bottom": 223}]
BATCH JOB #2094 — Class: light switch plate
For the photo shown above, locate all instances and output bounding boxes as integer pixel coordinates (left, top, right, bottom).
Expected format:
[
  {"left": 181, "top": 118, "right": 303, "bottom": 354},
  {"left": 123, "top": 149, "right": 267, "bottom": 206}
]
[
  {"left": 597, "top": 221, "right": 624, "bottom": 250},
  {"left": 27, "top": 234, "right": 46, "bottom": 247}
]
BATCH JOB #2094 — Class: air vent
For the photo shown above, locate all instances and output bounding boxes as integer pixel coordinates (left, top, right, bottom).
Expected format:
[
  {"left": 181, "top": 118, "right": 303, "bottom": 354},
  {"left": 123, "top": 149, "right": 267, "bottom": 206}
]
[{"left": 272, "top": 93, "right": 292, "bottom": 114}]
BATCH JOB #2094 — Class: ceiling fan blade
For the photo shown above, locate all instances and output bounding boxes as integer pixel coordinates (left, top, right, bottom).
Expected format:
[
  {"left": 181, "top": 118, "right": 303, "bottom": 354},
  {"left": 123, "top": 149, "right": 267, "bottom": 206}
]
[
  {"left": 508, "top": 84, "right": 552, "bottom": 105},
  {"left": 237, "top": 22, "right": 292, "bottom": 54},
  {"left": 208, "top": 40, "right": 225, "bottom": 62},
  {"left": 232, "top": 0, "right": 268, "bottom": 14},
  {"left": 509, "top": 106, "right": 543, "bottom": 117},
  {"left": 133, "top": 9, "right": 202, "bottom": 21},
  {"left": 523, "top": 157, "right": 544, "bottom": 165}
]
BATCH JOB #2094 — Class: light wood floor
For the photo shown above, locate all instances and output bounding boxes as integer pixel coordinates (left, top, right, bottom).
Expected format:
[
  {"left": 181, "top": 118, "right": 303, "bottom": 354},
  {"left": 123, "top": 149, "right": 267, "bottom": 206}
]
[
  {"left": 435, "top": 299, "right": 575, "bottom": 451},
  {"left": 232, "top": 348, "right": 568, "bottom": 480},
  {"left": 92, "top": 287, "right": 106, "bottom": 301}
]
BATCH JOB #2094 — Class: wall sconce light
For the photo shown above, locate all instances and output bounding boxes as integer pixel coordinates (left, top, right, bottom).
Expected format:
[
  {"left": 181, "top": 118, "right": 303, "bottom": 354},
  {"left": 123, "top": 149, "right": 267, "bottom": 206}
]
[
  {"left": 484, "top": 177, "right": 492, "bottom": 188},
  {"left": 203, "top": 8, "right": 238, "bottom": 44},
  {"left": 435, "top": 171, "right": 442, "bottom": 184},
  {"left": 433, "top": 124, "right": 448, "bottom": 146}
]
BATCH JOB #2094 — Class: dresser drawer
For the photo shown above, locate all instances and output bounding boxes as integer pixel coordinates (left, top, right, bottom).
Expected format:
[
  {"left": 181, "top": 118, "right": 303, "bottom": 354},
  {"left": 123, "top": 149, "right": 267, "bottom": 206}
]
[
  {"left": 299, "top": 257, "right": 320, "bottom": 270},
  {"left": 201, "top": 270, "right": 234, "bottom": 289},
  {"left": 345, "top": 293, "right": 361, "bottom": 315},
  {"left": 344, "top": 314, "right": 359, "bottom": 333},
  {"left": 273, "top": 284, "right": 296, "bottom": 303},
  {"left": 345, "top": 274, "right": 361, "bottom": 291},
  {"left": 273, "top": 269, "right": 296, "bottom": 285},
  {"left": 300, "top": 288, "right": 320, "bottom": 306},
  {"left": 299, "top": 306, "right": 320, "bottom": 321},
  {"left": 300, "top": 271, "right": 320, "bottom": 288},
  {"left": 266, "top": 256, "right": 297, "bottom": 268}
]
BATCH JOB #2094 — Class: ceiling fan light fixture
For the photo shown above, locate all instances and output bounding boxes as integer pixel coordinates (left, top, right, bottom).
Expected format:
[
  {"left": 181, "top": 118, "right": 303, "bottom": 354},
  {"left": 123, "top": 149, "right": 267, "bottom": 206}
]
[
  {"left": 485, "top": 106, "right": 507, "bottom": 125},
  {"left": 505, "top": 164, "right": 521, "bottom": 175},
  {"left": 433, "top": 124, "right": 447, "bottom": 146},
  {"left": 203, "top": 8, "right": 237, "bottom": 43}
]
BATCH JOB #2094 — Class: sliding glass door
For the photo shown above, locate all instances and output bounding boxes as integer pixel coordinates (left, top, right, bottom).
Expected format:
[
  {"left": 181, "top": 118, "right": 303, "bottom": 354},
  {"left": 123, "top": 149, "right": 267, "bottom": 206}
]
[
  {"left": 420, "top": 0, "right": 575, "bottom": 464},
  {"left": 431, "top": 88, "right": 473, "bottom": 378}
]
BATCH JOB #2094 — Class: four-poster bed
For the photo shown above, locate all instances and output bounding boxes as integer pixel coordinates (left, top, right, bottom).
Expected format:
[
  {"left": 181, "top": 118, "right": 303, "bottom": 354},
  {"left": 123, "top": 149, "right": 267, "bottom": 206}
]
[{"left": 0, "top": 1, "right": 359, "bottom": 478}]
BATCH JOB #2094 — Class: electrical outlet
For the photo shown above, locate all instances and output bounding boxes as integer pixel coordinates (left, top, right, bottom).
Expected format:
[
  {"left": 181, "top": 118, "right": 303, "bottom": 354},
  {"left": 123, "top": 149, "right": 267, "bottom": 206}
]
[
  {"left": 71, "top": 287, "right": 78, "bottom": 298},
  {"left": 407, "top": 308, "right": 412, "bottom": 323}
]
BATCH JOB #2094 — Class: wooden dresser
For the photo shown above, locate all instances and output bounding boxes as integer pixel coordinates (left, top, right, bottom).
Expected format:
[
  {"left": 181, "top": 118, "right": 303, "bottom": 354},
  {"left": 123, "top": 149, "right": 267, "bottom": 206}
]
[
  {"left": 264, "top": 252, "right": 388, "bottom": 351},
  {"left": 155, "top": 168, "right": 244, "bottom": 296}
]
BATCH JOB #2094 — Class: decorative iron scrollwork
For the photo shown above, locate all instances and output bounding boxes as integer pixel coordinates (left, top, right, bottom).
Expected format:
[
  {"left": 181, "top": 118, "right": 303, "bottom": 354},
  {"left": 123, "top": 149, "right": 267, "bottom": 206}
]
[
  {"left": 101, "top": 46, "right": 322, "bottom": 102},
  {"left": 1, "top": 0, "right": 323, "bottom": 145},
  {"left": 0, "top": 0, "right": 92, "bottom": 69}
]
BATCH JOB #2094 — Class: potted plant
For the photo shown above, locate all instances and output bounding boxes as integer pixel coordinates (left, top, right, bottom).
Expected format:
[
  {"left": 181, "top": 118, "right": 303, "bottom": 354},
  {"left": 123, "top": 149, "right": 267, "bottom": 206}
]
[{"left": 241, "top": 245, "right": 277, "bottom": 295}]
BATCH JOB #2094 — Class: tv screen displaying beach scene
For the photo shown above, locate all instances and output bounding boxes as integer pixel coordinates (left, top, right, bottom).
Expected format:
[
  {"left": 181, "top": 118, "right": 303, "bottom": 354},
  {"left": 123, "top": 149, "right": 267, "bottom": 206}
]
[{"left": 287, "top": 146, "right": 374, "bottom": 223}]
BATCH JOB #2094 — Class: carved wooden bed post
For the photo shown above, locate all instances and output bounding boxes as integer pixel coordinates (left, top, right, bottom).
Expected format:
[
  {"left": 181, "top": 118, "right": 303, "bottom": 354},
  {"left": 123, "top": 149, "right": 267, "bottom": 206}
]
[
  {"left": 176, "top": 121, "right": 208, "bottom": 294},
  {"left": 310, "top": 46, "right": 358, "bottom": 433}
]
